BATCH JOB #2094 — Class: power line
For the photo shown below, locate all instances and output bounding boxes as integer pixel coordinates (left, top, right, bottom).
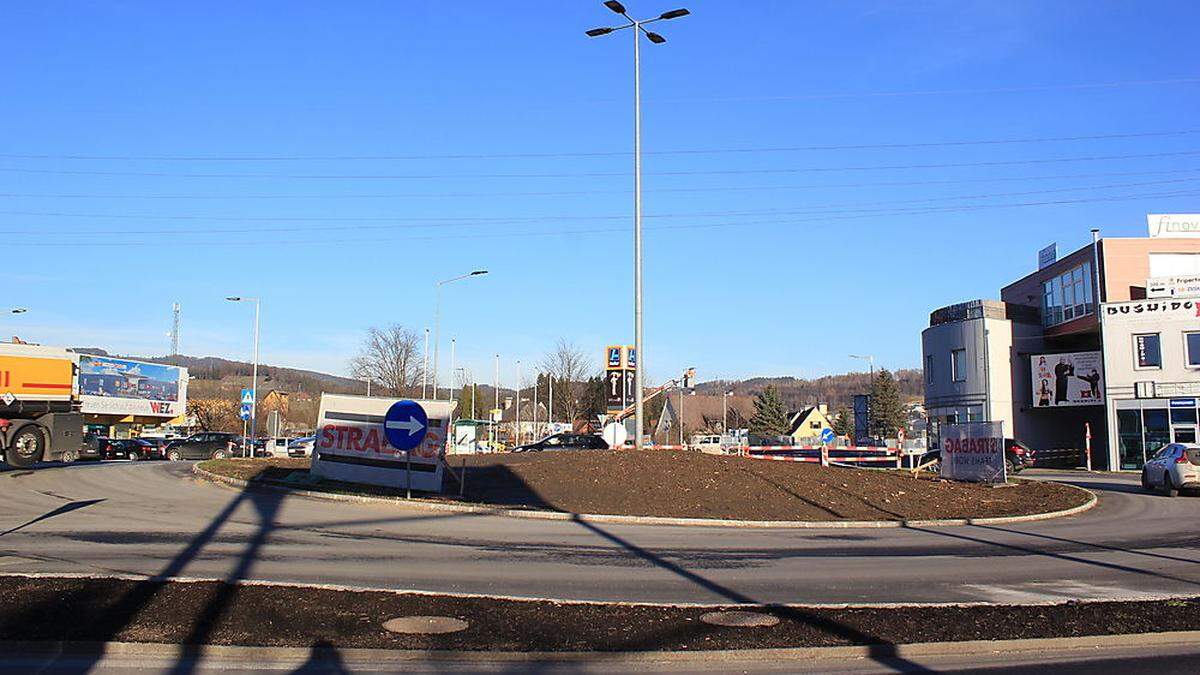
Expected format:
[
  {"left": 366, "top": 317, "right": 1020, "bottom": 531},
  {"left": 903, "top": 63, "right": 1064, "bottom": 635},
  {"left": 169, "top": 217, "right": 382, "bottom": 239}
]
[
  {"left": 2, "top": 149, "right": 1198, "bottom": 179},
  {"left": 645, "top": 76, "right": 1200, "bottom": 104},
  {"left": 3, "top": 175, "right": 1199, "bottom": 234},
  {"left": 0, "top": 128, "right": 1194, "bottom": 161},
  {"left": 3, "top": 187, "right": 1196, "bottom": 242},
  {"left": 3, "top": 168, "right": 1199, "bottom": 200}
]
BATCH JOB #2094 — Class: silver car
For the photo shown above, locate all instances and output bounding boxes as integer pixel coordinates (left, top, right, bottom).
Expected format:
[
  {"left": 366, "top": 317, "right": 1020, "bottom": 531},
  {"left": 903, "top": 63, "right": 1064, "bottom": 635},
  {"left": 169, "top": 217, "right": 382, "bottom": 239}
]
[{"left": 1141, "top": 443, "right": 1200, "bottom": 497}]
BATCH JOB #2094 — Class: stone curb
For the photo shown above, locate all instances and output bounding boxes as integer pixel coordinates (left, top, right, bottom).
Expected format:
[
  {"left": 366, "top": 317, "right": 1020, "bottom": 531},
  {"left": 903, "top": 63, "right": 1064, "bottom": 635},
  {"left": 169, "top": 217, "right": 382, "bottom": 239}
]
[
  {"left": 4, "top": 630, "right": 1200, "bottom": 664},
  {"left": 192, "top": 463, "right": 1097, "bottom": 529}
]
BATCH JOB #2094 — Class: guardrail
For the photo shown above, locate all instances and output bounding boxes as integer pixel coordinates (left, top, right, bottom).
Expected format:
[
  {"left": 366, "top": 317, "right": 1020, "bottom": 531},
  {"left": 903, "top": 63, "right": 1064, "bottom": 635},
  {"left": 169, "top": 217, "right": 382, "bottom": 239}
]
[{"left": 642, "top": 444, "right": 906, "bottom": 467}]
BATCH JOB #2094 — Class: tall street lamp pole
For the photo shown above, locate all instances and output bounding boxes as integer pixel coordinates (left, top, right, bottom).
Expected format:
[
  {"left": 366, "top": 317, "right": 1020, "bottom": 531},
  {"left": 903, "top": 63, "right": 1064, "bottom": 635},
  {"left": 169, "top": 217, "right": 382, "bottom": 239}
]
[
  {"left": 434, "top": 270, "right": 488, "bottom": 401},
  {"left": 586, "top": 1, "right": 690, "bottom": 452},
  {"left": 227, "top": 296, "right": 260, "bottom": 455},
  {"left": 850, "top": 354, "right": 875, "bottom": 380}
]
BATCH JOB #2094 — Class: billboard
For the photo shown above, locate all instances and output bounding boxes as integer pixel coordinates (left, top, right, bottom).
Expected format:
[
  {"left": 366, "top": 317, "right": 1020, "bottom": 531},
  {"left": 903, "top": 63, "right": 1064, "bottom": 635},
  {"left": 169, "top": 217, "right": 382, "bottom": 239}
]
[
  {"left": 1031, "top": 351, "right": 1103, "bottom": 408},
  {"left": 311, "top": 394, "right": 455, "bottom": 492},
  {"left": 78, "top": 356, "right": 188, "bottom": 418},
  {"left": 1147, "top": 214, "right": 1200, "bottom": 238},
  {"left": 941, "top": 421, "right": 1006, "bottom": 484}
]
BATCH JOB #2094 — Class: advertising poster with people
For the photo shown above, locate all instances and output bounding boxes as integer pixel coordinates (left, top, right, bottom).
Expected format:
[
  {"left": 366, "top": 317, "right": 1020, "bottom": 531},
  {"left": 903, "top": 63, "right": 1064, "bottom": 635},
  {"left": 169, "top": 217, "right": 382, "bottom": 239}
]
[{"left": 1031, "top": 351, "right": 1104, "bottom": 407}]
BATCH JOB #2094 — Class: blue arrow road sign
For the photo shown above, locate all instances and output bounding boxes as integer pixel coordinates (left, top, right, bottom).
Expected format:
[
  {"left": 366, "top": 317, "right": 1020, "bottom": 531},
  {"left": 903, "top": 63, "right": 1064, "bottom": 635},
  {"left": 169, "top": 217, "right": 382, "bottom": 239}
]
[
  {"left": 820, "top": 427, "right": 835, "bottom": 445},
  {"left": 239, "top": 403, "right": 252, "bottom": 420},
  {"left": 384, "top": 400, "right": 428, "bottom": 451}
]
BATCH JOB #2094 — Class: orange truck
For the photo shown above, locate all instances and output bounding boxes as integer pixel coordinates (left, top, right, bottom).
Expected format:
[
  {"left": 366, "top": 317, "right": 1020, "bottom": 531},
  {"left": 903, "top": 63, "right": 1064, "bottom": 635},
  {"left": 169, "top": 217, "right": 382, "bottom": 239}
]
[{"left": 0, "top": 342, "right": 85, "bottom": 466}]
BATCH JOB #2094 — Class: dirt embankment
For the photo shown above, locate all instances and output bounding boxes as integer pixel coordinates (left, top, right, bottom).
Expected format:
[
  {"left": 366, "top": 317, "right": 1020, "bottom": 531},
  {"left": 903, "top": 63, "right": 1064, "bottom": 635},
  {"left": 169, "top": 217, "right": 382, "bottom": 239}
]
[
  {"left": 0, "top": 577, "right": 1193, "bottom": 652},
  {"left": 200, "top": 450, "right": 1090, "bottom": 522}
]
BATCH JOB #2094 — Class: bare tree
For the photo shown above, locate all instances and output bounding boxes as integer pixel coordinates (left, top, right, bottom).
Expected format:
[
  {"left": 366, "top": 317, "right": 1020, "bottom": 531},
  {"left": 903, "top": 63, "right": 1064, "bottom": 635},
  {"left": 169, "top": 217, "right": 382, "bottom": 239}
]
[
  {"left": 350, "top": 325, "right": 424, "bottom": 395},
  {"left": 540, "top": 338, "right": 591, "bottom": 423},
  {"left": 188, "top": 398, "right": 240, "bottom": 433}
]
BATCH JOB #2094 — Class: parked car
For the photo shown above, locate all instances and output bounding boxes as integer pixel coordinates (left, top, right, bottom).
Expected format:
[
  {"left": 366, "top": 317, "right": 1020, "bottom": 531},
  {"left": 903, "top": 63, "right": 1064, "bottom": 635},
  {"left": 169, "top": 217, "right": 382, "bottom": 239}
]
[
  {"left": 918, "top": 438, "right": 1036, "bottom": 475},
  {"left": 100, "top": 438, "right": 162, "bottom": 461},
  {"left": 164, "top": 432, "right": 243, "bottom": 461},
  {"left": 287, "top": 436, "right": 315, "bottom": 458},
  {"left": 1141, "top": 443, "right": 1200, "bottom": 497},
  {"left": 513, "top": 433, "right": 609, "bottom": 452}
]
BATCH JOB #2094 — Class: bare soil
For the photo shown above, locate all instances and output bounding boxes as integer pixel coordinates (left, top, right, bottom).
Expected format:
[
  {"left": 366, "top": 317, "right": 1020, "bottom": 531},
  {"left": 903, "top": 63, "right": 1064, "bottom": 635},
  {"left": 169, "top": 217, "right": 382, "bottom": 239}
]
[
  {"left": 0, "top": 576, "right": 1195, "bottom": 652},
  {"left": 200, "top": 450, "right": 1090, "bottom": 521}
]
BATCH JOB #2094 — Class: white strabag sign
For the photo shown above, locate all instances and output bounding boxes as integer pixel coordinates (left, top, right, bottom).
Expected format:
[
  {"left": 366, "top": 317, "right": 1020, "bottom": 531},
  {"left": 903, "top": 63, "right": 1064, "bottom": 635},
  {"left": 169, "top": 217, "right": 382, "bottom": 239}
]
[{"left": 941, "top": 421, "right": 1006, "bottom": 484}]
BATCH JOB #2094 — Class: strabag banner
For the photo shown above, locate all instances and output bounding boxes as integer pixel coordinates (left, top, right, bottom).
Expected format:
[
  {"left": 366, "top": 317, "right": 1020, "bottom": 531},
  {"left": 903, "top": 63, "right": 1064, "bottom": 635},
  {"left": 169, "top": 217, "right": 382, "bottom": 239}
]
[
  {"left": 1031, "top": 351, "right": 1104, "bottom": 408},
  {"left": 941, "top": 421, "right": 1006, "bottom": 484},
  {"left": 78, "top": 355, "right": 188, "bottom": 418}
]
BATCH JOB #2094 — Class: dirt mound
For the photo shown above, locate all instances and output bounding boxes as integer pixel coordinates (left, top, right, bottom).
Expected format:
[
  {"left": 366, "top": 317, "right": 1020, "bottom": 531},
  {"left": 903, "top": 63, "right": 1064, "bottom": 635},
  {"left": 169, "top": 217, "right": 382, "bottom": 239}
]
[{"left": 204, "top": 450, "right": 1089, "bottom": 522}]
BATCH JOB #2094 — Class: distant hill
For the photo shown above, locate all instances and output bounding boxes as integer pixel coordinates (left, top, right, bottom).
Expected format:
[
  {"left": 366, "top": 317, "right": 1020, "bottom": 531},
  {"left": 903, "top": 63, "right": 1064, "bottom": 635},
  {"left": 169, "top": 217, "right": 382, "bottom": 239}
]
[{"left": 694, "top": 369, "right": 922, "bottom": 412}]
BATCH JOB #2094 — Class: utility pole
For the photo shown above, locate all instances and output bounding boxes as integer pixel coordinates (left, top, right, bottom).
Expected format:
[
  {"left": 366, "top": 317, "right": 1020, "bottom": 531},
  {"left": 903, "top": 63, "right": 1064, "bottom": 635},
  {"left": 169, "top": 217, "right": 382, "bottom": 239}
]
[
  {"left": 515, "top": 360, "right": 522, "bottom": 447},
  {"left": 585, "top": 1, "right": 690, "bottom": 453},
  {"left": 422, "top": 328, "right": 429, "bottom": 399},
  {"left": 494, "top": 354, "right": 500, "bottom": 448},
  {"left": 170, "top": 303, "right": 180, "bottom": 356}
]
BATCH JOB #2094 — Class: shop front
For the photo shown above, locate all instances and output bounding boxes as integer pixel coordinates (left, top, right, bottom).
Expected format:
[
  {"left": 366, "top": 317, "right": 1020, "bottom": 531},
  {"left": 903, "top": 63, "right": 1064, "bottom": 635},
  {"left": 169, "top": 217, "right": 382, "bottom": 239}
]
[{"left": 1114, "top": 397, "right": 1199, "bottom": 470}]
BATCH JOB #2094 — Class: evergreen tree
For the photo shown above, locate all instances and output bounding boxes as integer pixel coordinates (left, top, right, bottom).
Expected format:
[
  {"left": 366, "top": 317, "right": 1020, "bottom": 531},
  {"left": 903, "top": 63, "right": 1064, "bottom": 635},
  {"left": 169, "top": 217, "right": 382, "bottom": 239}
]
[
  {"left": 455, "top": 385, "right": 476, "bottom": 421},
  {"left": 831, "top": 405, "right": 854, "bottom": 438},
  {"left": 749, "top": 386, "right": 789, "bottom": 437},
  {"left": 579, "top": 375, "right": 605, "bottom": 419},
  {"left": 869, "top": 369, "right": 905, "bottom": 439}
]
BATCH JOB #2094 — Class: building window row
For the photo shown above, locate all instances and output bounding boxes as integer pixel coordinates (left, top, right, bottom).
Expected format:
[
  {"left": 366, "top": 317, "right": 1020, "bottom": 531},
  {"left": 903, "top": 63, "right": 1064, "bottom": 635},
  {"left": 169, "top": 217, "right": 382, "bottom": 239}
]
[
  {"left": 1042, "top": 262, "right": 1093, "bottom": 327},
  {"left": 1133, "top": 332, "right": 1200, "bottom": 370}
]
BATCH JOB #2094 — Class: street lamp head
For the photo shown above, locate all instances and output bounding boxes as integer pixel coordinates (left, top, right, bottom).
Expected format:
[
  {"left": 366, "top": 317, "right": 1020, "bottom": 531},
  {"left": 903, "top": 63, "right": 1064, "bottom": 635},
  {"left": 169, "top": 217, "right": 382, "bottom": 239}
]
[
  {"left": 225, "top": 296, "right": 240, "bottom": 302},
  {"left": 659, "top": 8, "right": 689, "bottom": 19},
  {"left": 10, "top": 308, "right": 27, "bottom": 314},
  {"left": 586, "top": 27, "right": 614, "bottom": 37},
  {"left": 645, "top": 31, "right": 666, "bottom": 44},
  {"left": 470, "top": 269, "right": 489, "bottom": 276},
  {"left": 603, "top": 1, "right": 627, "bottom": 14}
]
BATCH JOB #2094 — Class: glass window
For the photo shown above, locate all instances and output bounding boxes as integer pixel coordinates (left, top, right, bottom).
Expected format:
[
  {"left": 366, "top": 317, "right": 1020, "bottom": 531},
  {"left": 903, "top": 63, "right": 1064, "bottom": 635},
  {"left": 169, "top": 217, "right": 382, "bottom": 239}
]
[
  {"left": 1172, "top": 407, "right": 1197, "bottom": 425},
  {"left": 1144, "top": 409, "right": 1171, "bottom": 459},
  {"left": 951, "top": 349, "right": 966, "bottom": 382},
  {"left": 1135, "top": 333, "right": 1162, "bottom": 368},
  {"left": 1117, "top": 409, "right": 1144, "bottom": 470},
  {"left": 925, "top": 355, "right": 934, "bottom": 384},
  {"left": 1186, "top": 332, "right": 1200, "bottom": 368},
  {"left": 1041, "top": 262, "right": 1093, "bottom": 327}
]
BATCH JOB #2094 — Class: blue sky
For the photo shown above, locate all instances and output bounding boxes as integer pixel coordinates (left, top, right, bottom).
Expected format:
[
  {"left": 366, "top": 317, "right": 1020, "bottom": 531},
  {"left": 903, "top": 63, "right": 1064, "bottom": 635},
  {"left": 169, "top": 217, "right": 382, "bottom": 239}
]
[{"left": 4, "top": 0, "right": 1200, "bottom": 388}]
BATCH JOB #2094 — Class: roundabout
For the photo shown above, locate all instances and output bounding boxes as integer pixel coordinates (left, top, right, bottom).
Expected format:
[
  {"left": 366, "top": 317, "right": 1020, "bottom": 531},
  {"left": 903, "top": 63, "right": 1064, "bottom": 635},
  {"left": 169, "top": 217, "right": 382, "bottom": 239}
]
[{"left": 0, "top": 460, "right": 1197, "bottom": 606}]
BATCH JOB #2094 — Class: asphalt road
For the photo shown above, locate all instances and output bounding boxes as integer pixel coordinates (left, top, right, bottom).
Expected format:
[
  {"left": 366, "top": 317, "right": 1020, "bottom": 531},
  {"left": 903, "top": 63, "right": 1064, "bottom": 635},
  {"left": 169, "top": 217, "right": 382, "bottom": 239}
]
[{"left": 1, "top": 461, "right": 1199, "bottom": 605}]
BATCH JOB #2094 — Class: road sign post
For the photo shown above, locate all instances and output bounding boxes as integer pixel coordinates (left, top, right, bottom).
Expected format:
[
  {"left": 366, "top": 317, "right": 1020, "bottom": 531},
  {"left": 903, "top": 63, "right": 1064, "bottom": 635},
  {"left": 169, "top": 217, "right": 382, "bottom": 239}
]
[{"left": 384, "top": 400, "right": 429, "bottom": 499}]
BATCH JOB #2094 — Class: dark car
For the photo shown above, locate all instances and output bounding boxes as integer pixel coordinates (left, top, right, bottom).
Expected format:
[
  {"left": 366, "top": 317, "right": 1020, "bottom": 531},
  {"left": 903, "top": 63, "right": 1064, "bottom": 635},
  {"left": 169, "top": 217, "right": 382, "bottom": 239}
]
[
  {"left": 100, "top": 438, "right": 161, "bottom": 461},
  {"left": 513, "top": 433, "right": 609, "bottom": 453},
  {"left": 919, "top": 438, "right": 1036, "bottom": 474},
  {"left": 164, "top": 432, "right": 243, "bottom": 461}
]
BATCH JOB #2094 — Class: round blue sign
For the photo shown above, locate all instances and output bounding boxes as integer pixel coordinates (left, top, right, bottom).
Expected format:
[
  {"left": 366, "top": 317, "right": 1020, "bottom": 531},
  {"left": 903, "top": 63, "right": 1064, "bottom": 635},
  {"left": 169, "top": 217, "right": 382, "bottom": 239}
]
[
  {"left": 820, "top": 427, "right": 836, "bottom": 444},
  {"left": 383, "top": 400, "right": 428, "bottom": 451}
]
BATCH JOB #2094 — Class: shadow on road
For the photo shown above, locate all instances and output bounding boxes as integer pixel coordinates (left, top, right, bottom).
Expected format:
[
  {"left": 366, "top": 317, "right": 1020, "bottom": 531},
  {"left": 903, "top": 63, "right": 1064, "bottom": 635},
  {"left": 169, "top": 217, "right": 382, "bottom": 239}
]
[{"left": 0, "top": 498, "right": 106, "bottom": 537}]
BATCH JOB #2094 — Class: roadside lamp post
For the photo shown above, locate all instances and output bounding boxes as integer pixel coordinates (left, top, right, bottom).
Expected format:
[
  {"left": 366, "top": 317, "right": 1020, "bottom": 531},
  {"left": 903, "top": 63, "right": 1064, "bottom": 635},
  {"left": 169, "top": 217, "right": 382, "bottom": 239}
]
[
  {"left": 850, "top": 354, "right": 875, "bottom": 380},
  {"left": 586, "top": 1, "right": 690, "bottom": 452},
  {"left": 723, "top": 391, "right": 733, "bottom": 433},
  {"left": 433, "top": 270, "right": 488, "bottom": 401},
  {"left": 422, "top": 328, "right": 430, "bottom": 399},
  {"left": 226, "top": 296, "right": 260, "bottom": 457}
]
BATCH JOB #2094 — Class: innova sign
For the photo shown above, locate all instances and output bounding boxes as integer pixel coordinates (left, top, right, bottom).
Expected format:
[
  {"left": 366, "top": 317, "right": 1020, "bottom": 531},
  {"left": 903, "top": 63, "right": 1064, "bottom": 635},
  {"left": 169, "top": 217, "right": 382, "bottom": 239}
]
[{"left": 1147, "top": 214, "right": 1200, "bottom": 238}]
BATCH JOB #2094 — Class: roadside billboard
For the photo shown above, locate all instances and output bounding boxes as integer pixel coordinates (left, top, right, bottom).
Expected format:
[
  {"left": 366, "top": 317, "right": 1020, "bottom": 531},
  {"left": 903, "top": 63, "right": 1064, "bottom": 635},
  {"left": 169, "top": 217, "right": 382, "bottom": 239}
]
[
  {"left": 311, "top": 394, "right": 455, "bottom": 492},
  {"left": 941, "top": 421, "right": 1006, "bottom": 484},
  {"left": 1031, "top": 351, "right": 1103, "bottom": 408},
  {"left": 78, "top": 356, "right": 188, "bottom": 418}
]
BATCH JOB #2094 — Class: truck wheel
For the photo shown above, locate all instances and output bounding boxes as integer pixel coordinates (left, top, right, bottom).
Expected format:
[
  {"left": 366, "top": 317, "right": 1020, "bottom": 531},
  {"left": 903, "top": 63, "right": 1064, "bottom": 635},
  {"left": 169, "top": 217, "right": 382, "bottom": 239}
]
[{"left": 6, "top": 427, "right": 46, "bottom": 467}]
